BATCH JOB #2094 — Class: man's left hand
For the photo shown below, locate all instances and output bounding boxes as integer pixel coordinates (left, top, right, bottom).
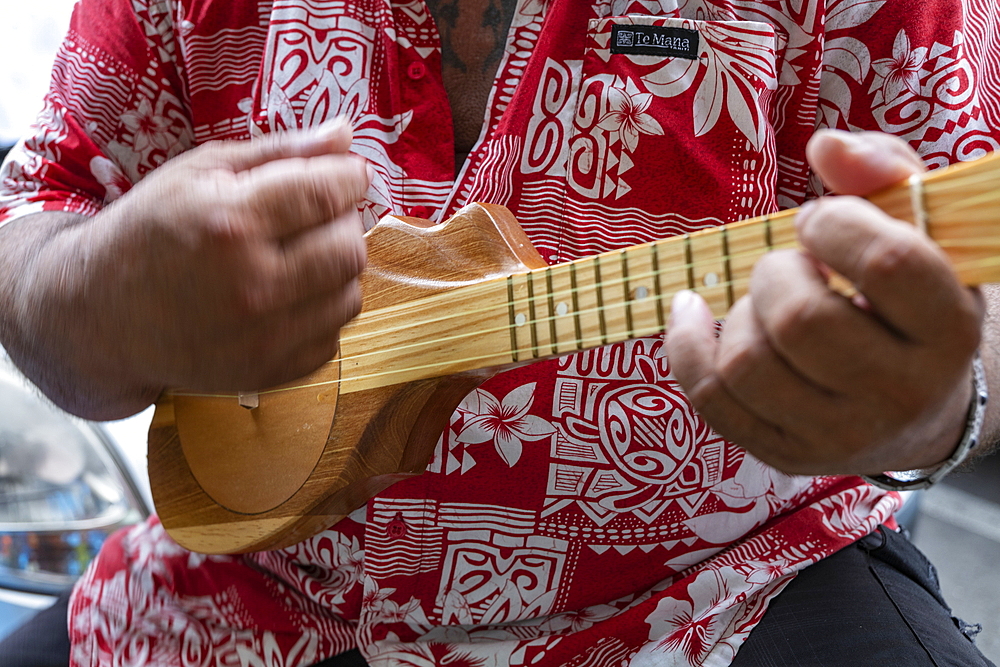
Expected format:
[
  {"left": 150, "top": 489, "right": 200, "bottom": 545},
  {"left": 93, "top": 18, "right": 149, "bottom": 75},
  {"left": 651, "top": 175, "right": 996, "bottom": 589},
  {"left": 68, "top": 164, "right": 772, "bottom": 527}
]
[{"left": 666, "top": 130, "right": 984, "bottom": 476}]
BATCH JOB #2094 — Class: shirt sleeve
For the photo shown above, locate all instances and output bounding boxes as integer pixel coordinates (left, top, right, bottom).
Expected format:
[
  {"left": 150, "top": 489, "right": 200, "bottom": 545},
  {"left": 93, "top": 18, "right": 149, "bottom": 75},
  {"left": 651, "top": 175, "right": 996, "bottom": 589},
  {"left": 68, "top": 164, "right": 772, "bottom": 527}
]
[{"left": 0, "top": 0, "right": 194, "bottom": 227}]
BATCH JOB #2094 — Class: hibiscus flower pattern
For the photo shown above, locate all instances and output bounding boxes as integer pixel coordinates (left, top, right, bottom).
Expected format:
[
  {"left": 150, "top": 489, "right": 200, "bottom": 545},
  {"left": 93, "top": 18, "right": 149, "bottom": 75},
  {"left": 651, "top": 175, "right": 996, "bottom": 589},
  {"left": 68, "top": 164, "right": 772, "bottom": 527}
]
[
  {"left": 455, "top": 383, "right": 556, "bottom": 467},
  {"left": 13, "top": 0, "right": 999, "bottom": 665},
  {"left": 597, "top": 77, "right": 665, "bottom": 153},
  {"left": 682, "top": 453, "right": 812, "bottom": 545},
  {"left": 120, "top": 98, "right": 173, "bottom": 154},
  {"left": 645, "top": 569, "right": 732, "bottom": 664},
  {"left": 870, "top": 29, "right": 928, "bottom": 105}
]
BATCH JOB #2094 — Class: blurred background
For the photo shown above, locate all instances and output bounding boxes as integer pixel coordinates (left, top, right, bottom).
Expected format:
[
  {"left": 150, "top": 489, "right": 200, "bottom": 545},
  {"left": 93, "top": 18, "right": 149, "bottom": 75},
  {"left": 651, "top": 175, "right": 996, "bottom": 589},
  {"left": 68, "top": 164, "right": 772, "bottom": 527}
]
[
  {"left": 0, "top": 0, "right": 998, "bottom": 663},
  {"left": 0, "top": 0, "right": 77, "bottom": 149},
  {"left": 914, "top": 454, "right": 1000, "bottom": 662}
]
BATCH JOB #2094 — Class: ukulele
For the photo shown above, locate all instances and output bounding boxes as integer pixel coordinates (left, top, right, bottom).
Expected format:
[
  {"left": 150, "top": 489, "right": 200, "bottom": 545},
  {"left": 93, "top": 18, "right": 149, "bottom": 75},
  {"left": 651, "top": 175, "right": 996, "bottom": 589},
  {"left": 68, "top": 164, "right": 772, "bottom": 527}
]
[{"left": 149, "top": 151, "right": 1000, "bottom": 554}]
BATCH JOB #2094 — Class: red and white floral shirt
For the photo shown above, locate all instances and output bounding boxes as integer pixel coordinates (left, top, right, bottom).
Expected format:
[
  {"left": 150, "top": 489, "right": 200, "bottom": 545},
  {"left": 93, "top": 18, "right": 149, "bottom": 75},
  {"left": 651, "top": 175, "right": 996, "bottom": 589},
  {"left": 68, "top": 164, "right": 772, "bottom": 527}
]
[{"left": 2, "top": 0, "right": 999, "bottom": 665}]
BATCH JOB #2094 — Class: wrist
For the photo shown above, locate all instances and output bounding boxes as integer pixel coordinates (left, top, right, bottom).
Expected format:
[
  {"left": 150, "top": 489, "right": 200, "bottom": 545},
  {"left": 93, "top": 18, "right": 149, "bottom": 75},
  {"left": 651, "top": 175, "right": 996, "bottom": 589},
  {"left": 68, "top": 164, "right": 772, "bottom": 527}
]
[{"left": 864, "top": 352, "right": 987, "bottom": 491}]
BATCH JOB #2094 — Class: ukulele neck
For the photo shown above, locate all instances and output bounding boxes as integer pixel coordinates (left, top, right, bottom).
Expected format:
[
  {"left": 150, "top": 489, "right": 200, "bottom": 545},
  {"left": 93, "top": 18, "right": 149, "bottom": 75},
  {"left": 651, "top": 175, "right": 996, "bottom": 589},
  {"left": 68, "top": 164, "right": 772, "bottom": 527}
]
[
  {"left": 338, "top": 148, "right": 1000, "bottom": 394},
  {"left": 337, "top": 209, "right": 799, "bottom": 393}
]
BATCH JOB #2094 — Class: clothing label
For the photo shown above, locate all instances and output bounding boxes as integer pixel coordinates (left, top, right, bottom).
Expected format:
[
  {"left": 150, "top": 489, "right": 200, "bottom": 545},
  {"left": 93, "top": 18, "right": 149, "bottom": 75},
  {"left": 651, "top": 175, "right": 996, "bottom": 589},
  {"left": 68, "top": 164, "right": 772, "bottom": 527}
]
[{"left": 610, "top": 24, "right": 699, "bottom": 59}]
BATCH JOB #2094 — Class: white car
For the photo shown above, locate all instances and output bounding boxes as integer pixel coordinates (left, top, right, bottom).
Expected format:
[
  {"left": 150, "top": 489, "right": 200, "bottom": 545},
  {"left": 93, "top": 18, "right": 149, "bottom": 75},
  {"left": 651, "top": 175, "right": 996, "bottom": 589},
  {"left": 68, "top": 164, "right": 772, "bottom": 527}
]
[
  {"left": 0, "top": 347, "right": 922, "bottom": 642},
  {"left": 0, "top": 352, "right": 152, "bottom": 639}
]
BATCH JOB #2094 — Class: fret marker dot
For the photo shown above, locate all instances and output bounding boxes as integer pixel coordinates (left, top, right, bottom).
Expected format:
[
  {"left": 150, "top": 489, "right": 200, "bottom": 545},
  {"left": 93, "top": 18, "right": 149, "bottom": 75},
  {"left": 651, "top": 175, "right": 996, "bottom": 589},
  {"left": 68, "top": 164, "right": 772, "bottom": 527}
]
[
  {"left": 703, "top": 272, "right": 719, "bottom": 287},
  {"left": 515, "top": 313, "right": 527, "bottom": 326},
  {"left": 556, "top": 302, "right": 569, "bottom": 316},
  {"left": 633, "top": 286, "right": 649, "bottom": 300}
]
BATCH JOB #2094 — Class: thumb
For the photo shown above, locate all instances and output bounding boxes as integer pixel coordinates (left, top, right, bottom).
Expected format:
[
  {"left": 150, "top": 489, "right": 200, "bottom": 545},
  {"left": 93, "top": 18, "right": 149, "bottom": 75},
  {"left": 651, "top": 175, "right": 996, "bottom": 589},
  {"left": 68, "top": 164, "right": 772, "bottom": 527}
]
[
  {"left": 806, "top": 129, "right": 925, "bottom": 197},
  {"left": 204, "top": 117, "right": 354, "bottom": 172}
]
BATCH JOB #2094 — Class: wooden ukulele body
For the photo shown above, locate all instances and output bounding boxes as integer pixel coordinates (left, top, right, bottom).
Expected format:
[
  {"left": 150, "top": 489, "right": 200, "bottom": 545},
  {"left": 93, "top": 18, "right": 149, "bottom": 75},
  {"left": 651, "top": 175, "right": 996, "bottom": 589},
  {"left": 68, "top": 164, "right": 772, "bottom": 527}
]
[
  {"left": 148, "top": 149, "right": 1000, "bottom": 554},
  {"left": 149, "top": 204, "right": 547, "bottom": 554}
]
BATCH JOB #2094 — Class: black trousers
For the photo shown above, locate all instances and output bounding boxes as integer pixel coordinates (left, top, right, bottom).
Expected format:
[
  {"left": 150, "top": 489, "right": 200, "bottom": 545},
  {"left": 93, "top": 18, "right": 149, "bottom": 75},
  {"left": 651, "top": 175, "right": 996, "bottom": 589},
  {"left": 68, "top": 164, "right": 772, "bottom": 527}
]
[{"left": 2, "top": 527, "right": 992, "bottom": 667}]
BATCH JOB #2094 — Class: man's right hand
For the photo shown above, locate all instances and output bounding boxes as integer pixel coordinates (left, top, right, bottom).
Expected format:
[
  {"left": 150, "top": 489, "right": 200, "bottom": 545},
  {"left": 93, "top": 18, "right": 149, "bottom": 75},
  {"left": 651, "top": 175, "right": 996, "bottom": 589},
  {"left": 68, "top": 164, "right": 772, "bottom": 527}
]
[{"left": 0, "top": 119, "right": 370, "bottom": 420}]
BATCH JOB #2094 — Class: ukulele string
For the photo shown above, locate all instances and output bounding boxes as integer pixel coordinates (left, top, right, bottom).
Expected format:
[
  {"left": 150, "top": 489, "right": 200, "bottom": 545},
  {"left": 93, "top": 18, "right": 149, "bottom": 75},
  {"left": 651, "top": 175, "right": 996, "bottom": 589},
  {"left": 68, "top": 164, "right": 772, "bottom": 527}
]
[
  {"left": 337, "top": 228, "right": 1000, "bottom": 361},
  {"left": 332, "top": 223, "right": 800, "bottom": 352},
  {"left": 167, "top": 257, "right": 763, "bottom": 400},
  {"left": 166, "top": 214, "right": 1000, "bottom": 400}
]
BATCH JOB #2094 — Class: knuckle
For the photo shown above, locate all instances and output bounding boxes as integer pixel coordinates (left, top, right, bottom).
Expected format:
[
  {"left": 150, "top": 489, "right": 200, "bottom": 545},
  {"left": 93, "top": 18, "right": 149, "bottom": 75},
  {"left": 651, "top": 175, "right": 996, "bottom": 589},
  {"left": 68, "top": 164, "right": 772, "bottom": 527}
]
[
  {"left": 683, "top": 374, "right": 723, "bottom": 414},
  {"left": 235, "top": 281, "right": 276, "bottom": 319},
  {"left": 859, "top": 236, "right": 923, "bottom": 284},
  {"left": 716, "top": 340, "right": 757, "bottom": 387},
  {"left": 202, "top": 206, "right": 248, "bottom": 242},
  {"left": 189, "top": 139, "right": 226, "bottom": 163},
  {"left": 328, "top": 221, "right": 368, "bottom": 284},
  {"left": 768, "top": 293, "right": 827, "bottom": 351}
]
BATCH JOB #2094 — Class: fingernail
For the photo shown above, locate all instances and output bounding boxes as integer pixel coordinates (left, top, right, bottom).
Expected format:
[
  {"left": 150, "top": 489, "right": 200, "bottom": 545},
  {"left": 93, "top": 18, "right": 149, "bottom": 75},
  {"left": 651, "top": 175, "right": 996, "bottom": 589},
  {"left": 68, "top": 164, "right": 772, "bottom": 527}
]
[
  {"left": 670, "top": 289, "right": 696, "bottom": 326},
  {"left": 795, "top": 199, "right": 818, "bottom": 231},
  {"left": 834, "top": 130, "right": 867, "bottom": 151},
  {"left": 312, "top": 116, "right": 351, "bottom": 143}
]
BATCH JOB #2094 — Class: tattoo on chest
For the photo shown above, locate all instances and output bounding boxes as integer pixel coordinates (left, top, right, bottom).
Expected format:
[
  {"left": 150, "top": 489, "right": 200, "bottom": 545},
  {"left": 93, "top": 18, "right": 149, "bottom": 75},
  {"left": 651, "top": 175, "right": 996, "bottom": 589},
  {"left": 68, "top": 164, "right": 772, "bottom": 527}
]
[{"left": 425, "top": 0, "right": 519, "bottom": 74}]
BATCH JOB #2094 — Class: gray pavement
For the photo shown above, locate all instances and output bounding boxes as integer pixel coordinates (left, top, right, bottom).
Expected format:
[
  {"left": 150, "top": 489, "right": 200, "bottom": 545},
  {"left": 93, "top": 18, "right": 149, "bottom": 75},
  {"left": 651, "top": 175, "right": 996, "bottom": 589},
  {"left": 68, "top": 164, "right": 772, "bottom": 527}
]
[{"left": 912, "top": 452, "right": 1000, "bottom": 665}]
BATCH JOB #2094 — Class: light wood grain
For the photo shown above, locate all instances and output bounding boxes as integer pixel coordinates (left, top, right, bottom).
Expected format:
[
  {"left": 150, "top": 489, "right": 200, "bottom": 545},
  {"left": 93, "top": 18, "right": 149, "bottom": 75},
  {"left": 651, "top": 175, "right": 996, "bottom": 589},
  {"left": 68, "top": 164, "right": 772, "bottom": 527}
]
[{"left": 150, "top": 152, "right": 1000, "bottom": 554}]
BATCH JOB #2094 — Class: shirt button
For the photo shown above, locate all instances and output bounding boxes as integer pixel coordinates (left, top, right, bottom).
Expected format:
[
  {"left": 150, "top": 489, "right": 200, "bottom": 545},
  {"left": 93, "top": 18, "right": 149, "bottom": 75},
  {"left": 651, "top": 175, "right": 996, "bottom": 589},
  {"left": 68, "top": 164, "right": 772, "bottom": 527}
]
[{"left": 407, "top": 61, "right": 427, "bottom": 80}]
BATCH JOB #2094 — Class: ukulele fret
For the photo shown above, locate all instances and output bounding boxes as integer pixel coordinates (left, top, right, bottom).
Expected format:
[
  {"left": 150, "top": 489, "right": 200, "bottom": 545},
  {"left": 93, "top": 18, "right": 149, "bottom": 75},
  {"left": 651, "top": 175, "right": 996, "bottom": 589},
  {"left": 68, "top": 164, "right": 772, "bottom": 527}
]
[
  {"left": 572, "top": 259, "right": 602, "bottom": 348},
  {"left": 507, "top": 272, "right": 536, "bottom": 361},
  {"left": 619, "top": 243, "right": 661, "bottom": 338},
  {"left": 570, "top": 263, "right": 583, "bottom": 350},
  {"left": 687, "top": 226, "right": 730, "bottom": 316},
  {"left": 684, "top": 233, "right": 695, "bottom": 291},
  {"left": 546, "top": 263, "right": 576, "bottom": 352},
  {"left": 727, "top": 218, "right": 771, "bottom": 302},
  {"left": 652, "top": 242, "right": 665, "bottom": 329},
  {"left": 594, "top": 256, "right": 608, "bottom": 346},
  {"left": 545, "top": 268, "right": 558, "bottom": 355},
  {"left": 721, "top": 225, "right": 734, "bottom": 310},
  {"left": 506, "top": 276, "right": 519, "bottom": 362},
  {"left": 527, "top": 270, "right": 540, "bottom": 358},
  {"left": 621, "top": 250, "right": 634, "bottom": 339}
]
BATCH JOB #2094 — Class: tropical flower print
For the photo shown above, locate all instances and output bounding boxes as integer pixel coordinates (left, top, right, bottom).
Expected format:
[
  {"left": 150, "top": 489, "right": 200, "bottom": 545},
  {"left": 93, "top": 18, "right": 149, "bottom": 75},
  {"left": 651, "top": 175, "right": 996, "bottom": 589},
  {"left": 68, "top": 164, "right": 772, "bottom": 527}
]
[
  {"left": 870, "top": 29, "right": 928, "bottom": 104},
  {"left": 682, "top": 454, "right": 811, "bottom": 544},
  {"left": 120, "top": 98, "right": 173, "bottom": 154},
  {"left": 537, "top": 602, "right": 619, "bottom": 633},
  {"left": 643, "top": 569, "right": 734, "bottom": 665},
  {"left": 89, "top": 156, "right": 131, "bottom": 202},
  {"left": 455, "top": 383, "right": 556, "bottom": 466},
  {"left": 642, "top": 20, "right": 778, "bottom": 150},
  {"left": 597, "top": 77, "right": 665, "bottom": 152}
]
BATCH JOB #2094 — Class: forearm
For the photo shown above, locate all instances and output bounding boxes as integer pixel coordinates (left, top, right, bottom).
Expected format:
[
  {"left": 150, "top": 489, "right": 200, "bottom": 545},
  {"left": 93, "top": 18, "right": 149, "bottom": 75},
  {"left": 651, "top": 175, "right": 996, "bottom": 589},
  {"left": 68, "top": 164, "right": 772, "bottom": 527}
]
[
  {"left": 1, "top": 127, "right": 369, "bottom": 423},
  {"left": 0, "top": 211, "right": 162, "bottom": 420}
]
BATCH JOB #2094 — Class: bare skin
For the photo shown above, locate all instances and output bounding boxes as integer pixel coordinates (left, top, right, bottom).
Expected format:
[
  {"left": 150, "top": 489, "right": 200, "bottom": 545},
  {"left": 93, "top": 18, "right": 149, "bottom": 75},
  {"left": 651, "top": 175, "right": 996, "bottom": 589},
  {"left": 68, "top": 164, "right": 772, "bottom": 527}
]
[
  {"left": 425, "top": 0, "right": 517, "bottom": 168},
  {"left": 0, "top": 1, "right": 994, "bottom": 477},
  {"left": 0, "top": 120, "right": 369, "bottom": 420},
  {"left": 667, "top": 130, "right": 999, "bottom": 476}
]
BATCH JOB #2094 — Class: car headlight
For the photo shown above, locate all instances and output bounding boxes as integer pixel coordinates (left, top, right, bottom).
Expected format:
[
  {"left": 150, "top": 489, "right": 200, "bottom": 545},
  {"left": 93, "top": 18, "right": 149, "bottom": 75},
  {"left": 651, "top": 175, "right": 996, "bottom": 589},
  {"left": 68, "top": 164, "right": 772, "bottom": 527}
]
[{"left": 0, "top": 365, "right": 148, "bottom": 594}]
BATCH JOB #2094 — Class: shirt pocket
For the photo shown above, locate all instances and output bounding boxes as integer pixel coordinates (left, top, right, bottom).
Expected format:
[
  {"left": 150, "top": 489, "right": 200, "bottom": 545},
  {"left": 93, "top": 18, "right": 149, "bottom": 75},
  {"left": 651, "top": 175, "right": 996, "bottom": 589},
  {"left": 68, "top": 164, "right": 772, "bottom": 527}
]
[{"left": 558, "top": 15, "right": 781, "bottom": 261}]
